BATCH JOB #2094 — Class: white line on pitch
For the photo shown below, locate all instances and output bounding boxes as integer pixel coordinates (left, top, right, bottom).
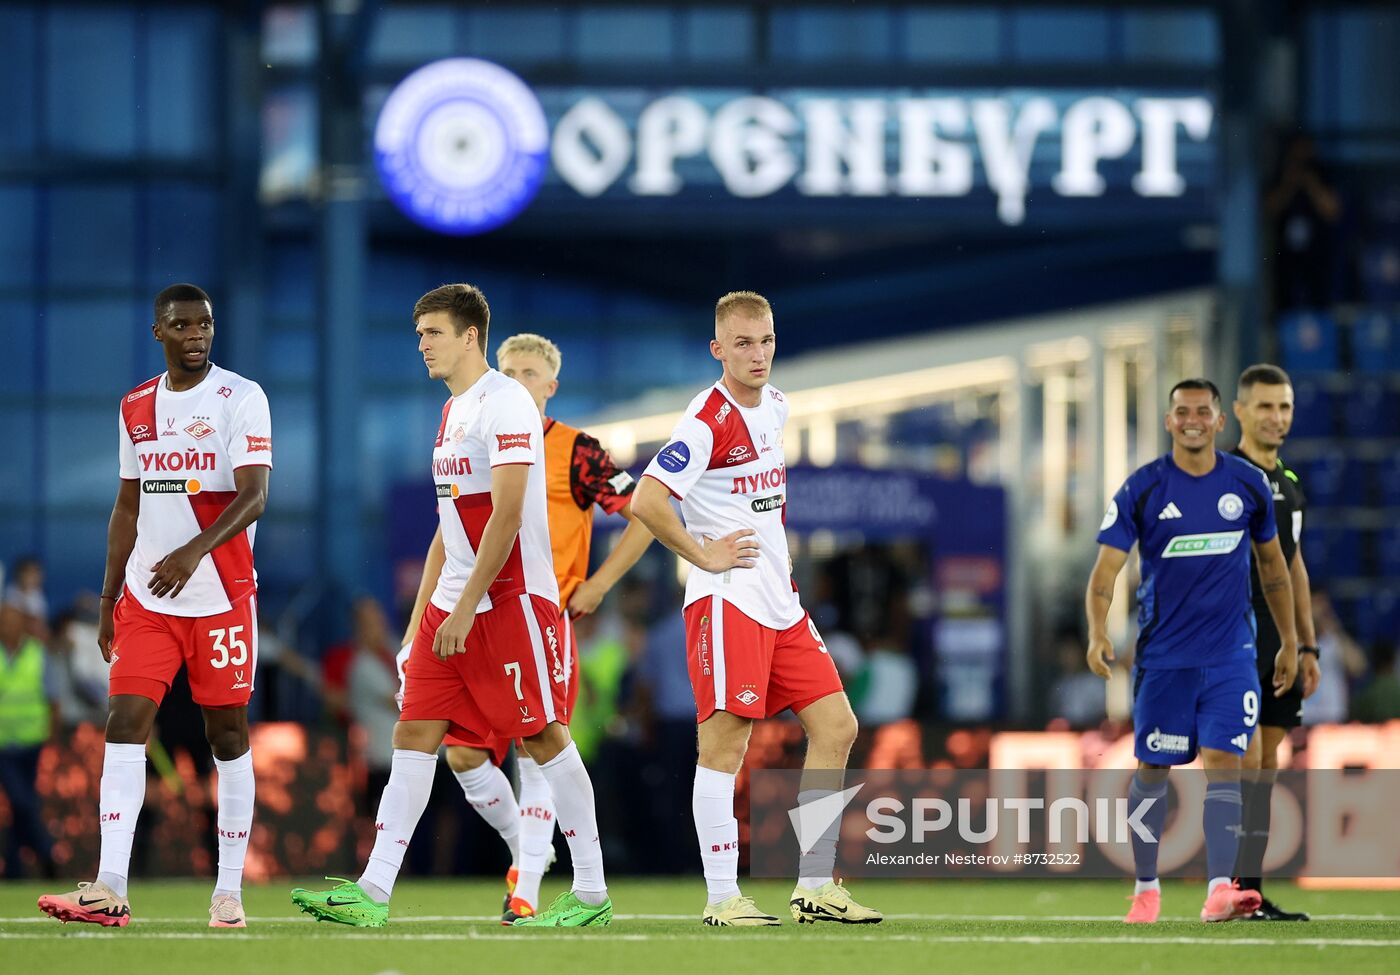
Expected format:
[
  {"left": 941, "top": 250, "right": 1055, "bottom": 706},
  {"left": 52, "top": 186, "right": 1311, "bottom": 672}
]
[
  {"left": 2, "top": 931, "right": 1400, "bottom": 947},
  {"left": 3, "top": 912, "right": 1400, "bottom": 924}
]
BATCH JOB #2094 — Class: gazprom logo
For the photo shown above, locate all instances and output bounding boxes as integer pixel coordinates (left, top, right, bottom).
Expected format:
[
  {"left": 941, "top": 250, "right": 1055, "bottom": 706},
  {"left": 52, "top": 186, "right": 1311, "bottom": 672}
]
[
  {"left": 1161, "top": 530, "right": 1244, "bottom": 558},
  {"left": 374, "top": 58, "right": 550, "bottom": 235}
]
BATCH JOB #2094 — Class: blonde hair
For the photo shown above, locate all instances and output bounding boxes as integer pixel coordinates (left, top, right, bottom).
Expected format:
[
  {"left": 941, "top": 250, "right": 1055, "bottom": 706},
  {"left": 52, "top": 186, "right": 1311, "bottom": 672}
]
[
  {"left": 496, "top": 332, "right": 562, "bottom": 378},
  {"left": 715, "top": 290, "right": 773, "bottom": 325}
]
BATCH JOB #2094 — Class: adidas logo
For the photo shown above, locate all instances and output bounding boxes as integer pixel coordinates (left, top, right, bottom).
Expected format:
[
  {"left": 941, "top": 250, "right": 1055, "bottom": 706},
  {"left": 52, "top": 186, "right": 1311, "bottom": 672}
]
[
  {"left": 1158, "top": 502, "right": 1183, "bottom": 520},
  {"left": 1232, "top": 733, "right": 1250, "bottom": 751}
]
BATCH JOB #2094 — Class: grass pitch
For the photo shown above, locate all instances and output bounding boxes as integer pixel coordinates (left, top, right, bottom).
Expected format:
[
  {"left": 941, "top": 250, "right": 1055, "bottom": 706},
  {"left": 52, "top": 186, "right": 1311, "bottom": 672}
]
[{"left": 3, "top": 877, "right": 1398, "bottom": 974}]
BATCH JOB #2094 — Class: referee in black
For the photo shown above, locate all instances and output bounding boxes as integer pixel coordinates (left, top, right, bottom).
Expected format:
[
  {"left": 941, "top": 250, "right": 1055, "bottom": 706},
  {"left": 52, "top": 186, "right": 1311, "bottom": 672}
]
[{"left": 1230, "top": 363, "right": 1322, "bottom": 920}]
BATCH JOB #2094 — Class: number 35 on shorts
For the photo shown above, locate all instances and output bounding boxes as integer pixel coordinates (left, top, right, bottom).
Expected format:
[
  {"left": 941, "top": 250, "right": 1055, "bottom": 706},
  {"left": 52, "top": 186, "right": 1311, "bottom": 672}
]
[{"left": 208, "top": 625, "right": 249, "bottom": 669}]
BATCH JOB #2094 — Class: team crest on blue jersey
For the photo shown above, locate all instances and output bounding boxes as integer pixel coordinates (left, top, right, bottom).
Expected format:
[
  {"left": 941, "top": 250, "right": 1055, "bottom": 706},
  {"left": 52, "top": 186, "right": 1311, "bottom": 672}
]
[
  {"left": 658, "top": 441, "right": 691, "bottom": 473},
  {"left": 1099, "top": 500, "right": 1118, "bottom": 531},
  {"left": 1217, "top": 492, "right": 1244, "bottom": 521}
]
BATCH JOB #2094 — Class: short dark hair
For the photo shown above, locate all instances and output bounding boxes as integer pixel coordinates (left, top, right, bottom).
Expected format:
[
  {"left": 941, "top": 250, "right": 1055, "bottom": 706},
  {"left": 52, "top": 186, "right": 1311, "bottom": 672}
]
[
  {"left": 1237, "top": 363, "right": 1292, "bottom": 400},
  {"left": 413, "top": 283, "right": 490, "bottom": 352},
  {"left": 1169, "top": 377, "right": 1221, "bottom": 406},
  {"left": 154, "top": 283, "right": 212, "bottom": 321}
]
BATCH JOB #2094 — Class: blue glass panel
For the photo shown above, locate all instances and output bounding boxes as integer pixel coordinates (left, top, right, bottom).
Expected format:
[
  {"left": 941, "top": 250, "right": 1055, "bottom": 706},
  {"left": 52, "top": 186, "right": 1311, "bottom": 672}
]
[
  {"left": 772, "top": 9, "right": 894, "bottom": 62},
  {"left": 369, "top": 4, "right": 456, "bottom": 63},
  {"left": 0, "top": 299, "right": 39, "bottom": 394},
  {"left": 0, "top": 517, "right": 39, "bottom": 565},
  {"left": 0, "top": 185, "right": 35, "bottom": 287},
  {"left": 145, "top": 185, "right": 221, "bottom": 290},
  {"left": 264, "top": 389, "right": 316, "bottom": 514},
  {"left": 0, "top": 404, "right": 35, "bottom": 507},
  {"left": 45, "top": 299, "right": 138, "bottom": 393},
  {"left": 0, "top": 7, "right": 37, "bottom": 155},
  {"left": 905, "top": 8, "right": 1001, "bottom": 63},
  {"left": 1122, "top": 10, "right": 1219, "bottom": 65},
  {"left": 468, "top": 8, "right": 566, "bottom": 62},
  {"left": 1011, "top": 9, "right": 1110, "bottom": 62},
  {"left": 143, "top": 9, "right": 219, "bottom": 159},
  {"left": 45, "top": 7, "right": 137, "bottom": 156},
  {"left": 265, "top": 242, "right": 315, "bottom": 318},
  {"left": 577, "top": 7, "right": 675, "bottom": 62},
  {"left": 262, "top": 5, "right": 318, "bottom": 67},
  {"left": 41, "top": 404, "right": 122, "bottom": 506},
  {"left": 1334, "top": 11, "right": 1400, "bottom": 129},
  {"left": 41, "top": 511, "right": 110, "bottom": 605},
  {"left": 263, "top": 329, "right": 316, "bottom": 382},
  {"left": 48, "top": 185, "right": 137, "bottom": 289},
  {"left": 683, "top": 8, "right": 752, "bottom": 62}
]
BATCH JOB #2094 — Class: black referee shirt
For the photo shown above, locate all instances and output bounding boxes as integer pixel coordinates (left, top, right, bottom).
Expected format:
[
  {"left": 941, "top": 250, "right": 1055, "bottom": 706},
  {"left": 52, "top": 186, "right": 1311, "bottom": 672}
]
[{"left": 1231, "top": 446, "right": 1306, "bottom": 611}]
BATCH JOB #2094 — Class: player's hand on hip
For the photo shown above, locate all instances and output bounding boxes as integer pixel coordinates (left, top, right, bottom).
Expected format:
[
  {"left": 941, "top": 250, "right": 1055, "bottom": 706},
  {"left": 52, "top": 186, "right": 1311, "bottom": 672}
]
[
  {"left": 1300, "top": 652, "right": 1321, "bottom": 699},
  {"left": 434, "top": 610, "right": 475, "bottom": 659},
  {"left": 1272, "top": 644, "right": 1299, "bottom": 697},
  {"left": 568, "top": 577, "right": 605, "bottom": 617},
  {"left": 148, "top": 541, "right": 205, "bottom": 598},
  {"left": 699, "top": 529, "right": 759, "bottom": 572},
  {"left": 97, "top": 600, "right": 116, "bottom": 663},
  {"left": 1086, "top": 635, "right": 1115, "bottom": 680}
]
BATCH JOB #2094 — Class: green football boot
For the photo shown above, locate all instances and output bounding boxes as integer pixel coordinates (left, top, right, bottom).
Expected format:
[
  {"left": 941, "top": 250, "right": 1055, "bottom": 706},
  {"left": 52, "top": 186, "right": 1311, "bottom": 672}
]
[
  {"left": 290, "top": 878, "right": 389, "bottom": 928},
  {"left": 511, "top": 890, "right": 613, "bottom": 927}
]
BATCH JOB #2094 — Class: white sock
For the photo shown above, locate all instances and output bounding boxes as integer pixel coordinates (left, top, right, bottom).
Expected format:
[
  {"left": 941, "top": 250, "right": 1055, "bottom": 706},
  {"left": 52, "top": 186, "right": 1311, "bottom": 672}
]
[
  {"left": 213, "top": 750, "right": 255, "bottom": 899},
  {"left": 1136, "top": 879, "right": 1162, "bottom": 894},
  {"left": 358, "top": 749, "right": 437, "bottom": 902},
  {"left": 515, "top": 755, "right": 555, "bottom": 907},
  {"left": 537, "top": 740, "right": 607, "bottom": 902},
  {"left": 96, "top": 742, "right": 147, "bottom": 897},
  {"left": 453, "top": 761, "right": 520, "bottom": 865},
  {"left": 1208, "top": 875, "right": 1231, "bottom": 894},
  {"left": 693, "top": 765, "right": 741, "bottom": 904},
  {"left": 796, "top": 787, "right": 840, "bottom": 890}
]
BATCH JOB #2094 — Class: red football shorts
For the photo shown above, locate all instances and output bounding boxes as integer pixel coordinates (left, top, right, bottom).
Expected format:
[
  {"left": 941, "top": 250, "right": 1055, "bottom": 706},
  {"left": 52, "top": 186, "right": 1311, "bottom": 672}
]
[
  {"left": 403, "top": 594, "right": 568, "bottom": 744},
  {"left": 683, "top": 596, "right": 844, "bottom": 722},
  {"left": 109, "top": 587, "right": 258, "bottom": 708},
  {"left": 443, "top": 606, "right": 575, "bottom": 759}
]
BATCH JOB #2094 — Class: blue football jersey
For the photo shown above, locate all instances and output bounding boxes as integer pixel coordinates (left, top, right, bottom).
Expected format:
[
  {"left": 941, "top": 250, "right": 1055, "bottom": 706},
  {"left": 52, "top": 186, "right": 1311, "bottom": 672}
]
[{"left": 1097, "top": 450, "right": 1278, "bottom": 669}]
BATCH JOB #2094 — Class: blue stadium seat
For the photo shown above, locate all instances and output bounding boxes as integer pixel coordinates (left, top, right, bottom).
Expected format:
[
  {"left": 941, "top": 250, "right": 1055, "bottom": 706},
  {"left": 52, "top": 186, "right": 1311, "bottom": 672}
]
[
  {"left": 1278, "top": 311, "right": 1340, "bottom": 372},
  {"left": 1342, "top": 378, "right": 1399, "bottom": 438},
  {"left": 1378, "top": 525, "right": 1400, "bottom": 579},
  {"left": 1295, "top": 450, "right": 1348, "bottom": 507},
  {"left": 1288, "top": 374, "right": 1337, "bottom": 439},
  {"left": 1378, "top": 451, "right": 1400, "bottom": 507},
  {"left": 1350, "top": 309, "right": 1396, "bottom": 373},
  {"left": 1308, "top": 525, "right": 1362, "bottom": 583}
]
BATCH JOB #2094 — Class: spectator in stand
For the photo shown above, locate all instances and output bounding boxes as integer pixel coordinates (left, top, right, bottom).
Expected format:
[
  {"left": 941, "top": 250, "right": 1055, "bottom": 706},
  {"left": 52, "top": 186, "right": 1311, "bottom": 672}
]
[
  {"left": 344, "top": 596, "right": 400, "bottom": 816},
  {"left": 1266, "top": 135, "right": 1343, "bottom": 312},
  {"left": 3, "top": 556, "right": 50, "bottom": 644},
  {"left": 47, "top": 602, "right": 108, "bottom": 731},
  {"left": 0, "top": 600, "right": 59, "bottom": 878},
  {"left": 1352, "top": 642, "right": 1400, "bottom": 723},
  {"left": 1049, "top": 627, "right": 1107, "bottom": 727},
  {"left": 1302, "top": 589, "right": 1368, "bottom": 725}
]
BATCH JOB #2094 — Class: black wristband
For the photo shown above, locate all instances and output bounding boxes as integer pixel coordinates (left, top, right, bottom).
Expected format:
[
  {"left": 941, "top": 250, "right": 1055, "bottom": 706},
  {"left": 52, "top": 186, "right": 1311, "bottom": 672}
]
[
  {"left": 100, "top": 594, "right": 119, "bottom": 601},
  {"left": 1301, "top": 645, "right": 1320, "bottom": 659}
]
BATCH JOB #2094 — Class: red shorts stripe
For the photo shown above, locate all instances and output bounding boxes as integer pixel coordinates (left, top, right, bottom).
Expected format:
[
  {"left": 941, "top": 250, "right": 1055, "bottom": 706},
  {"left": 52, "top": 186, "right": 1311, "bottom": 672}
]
[
  {"left": 683, "top": 598, "right": 843, "bottom": 722},
  {"left": 108, "top": 588, "right": 258, "bottom": 708},
  {"left": 561, "top": 610, "right": 579, "bottom": 719}
]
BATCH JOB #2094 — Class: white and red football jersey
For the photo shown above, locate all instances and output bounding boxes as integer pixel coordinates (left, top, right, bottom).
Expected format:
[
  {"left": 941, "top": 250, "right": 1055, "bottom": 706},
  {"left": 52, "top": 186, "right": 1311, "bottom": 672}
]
[
  {"left": 118, "top": 364, "right": 272, "bottom": 617},
  {"left": 429, "top": 369, "right": 559, "bottom": 616},
  {"left": 642, "top": 381, "right": 802, "bottom": 630}
]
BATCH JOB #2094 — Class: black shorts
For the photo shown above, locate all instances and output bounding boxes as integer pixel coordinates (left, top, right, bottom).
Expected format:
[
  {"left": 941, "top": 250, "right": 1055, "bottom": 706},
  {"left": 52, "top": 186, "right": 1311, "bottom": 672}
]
[{"left": 1254, "top": 611, "right": 1304, "bottom": 729}]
